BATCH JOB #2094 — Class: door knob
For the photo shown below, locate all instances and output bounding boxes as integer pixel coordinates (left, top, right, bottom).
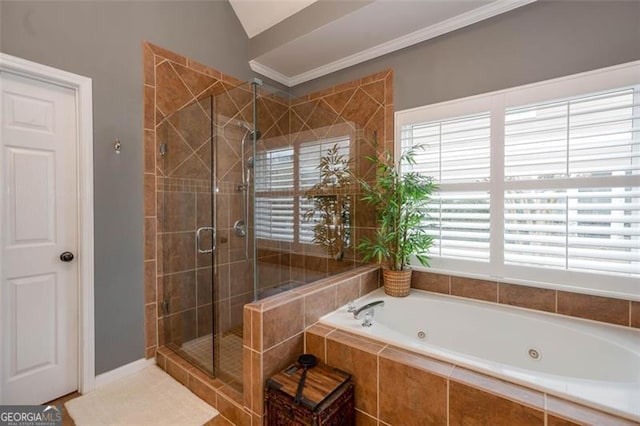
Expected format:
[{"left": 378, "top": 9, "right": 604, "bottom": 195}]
[{"left": 60, "top": 251, "right": 74, "bottom": 262}]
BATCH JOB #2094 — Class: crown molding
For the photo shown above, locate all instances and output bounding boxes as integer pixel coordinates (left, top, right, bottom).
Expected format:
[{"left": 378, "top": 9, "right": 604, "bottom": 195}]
[
  {"left": 249, "top": 60, "right": 294, "bottom": 86},
  {"left": 251, "top": 0, "right": 537, "bottom": 87}
]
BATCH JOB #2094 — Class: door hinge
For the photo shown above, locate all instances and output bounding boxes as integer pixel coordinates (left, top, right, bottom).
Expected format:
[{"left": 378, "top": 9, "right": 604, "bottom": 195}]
[{"left": 161, "top": 300, "right": 169, "bottom": 315}]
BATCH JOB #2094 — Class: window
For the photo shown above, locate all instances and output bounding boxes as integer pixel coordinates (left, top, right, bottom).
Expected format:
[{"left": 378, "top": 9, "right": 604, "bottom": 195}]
[
  {"left": 503, "top": 88, "right": 639, "bottom": 276},
  {"left": 254, "top": 136, "right": 351, "bottom": 244},
  {"left": 254, "top": 147, "right": 294, "bottom": 241},
  {"left": 402, "top": 113, "right": 491, "bottom": 261},
  {"left": 255, "top": 197, "right": 295, "bottom": 242},
  {"left": 298, "top": 137, "right": 350, "bottom": 243},
  {"left": 396, "top": 62, "right": 639, "bottom": 297}
]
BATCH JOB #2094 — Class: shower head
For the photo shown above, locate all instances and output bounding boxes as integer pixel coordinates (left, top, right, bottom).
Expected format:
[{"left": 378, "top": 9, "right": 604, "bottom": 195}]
[
  {"left": 237, "top": 121, "right": 261, "bottom": 140},
  {"left": 237, "top": 121, "right": 252, "bottom": 131}
]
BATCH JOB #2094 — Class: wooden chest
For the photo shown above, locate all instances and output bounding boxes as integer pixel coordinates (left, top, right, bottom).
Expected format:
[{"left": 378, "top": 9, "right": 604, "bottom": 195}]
[{"left": 265, "top": 361, "right": 354, "bottom": 426}]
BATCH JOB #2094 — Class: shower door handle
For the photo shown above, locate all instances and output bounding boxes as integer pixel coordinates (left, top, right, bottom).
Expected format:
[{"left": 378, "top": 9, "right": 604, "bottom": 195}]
[{"left": 196, "top": 227, "right": 215, "bottom": 254}]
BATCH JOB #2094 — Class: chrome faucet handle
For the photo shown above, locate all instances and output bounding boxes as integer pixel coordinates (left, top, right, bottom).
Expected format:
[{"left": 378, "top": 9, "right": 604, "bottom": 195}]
[
  {"left": 362, "top": 311, "right": 373, "bottom": 327},
  {"left": 346, "top": 301, "right": 356, "bottom": 313}
]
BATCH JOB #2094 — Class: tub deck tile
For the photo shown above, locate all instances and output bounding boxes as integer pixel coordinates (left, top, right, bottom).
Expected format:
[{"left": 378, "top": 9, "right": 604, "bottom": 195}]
[
  {"left": 326, "top": 331, "right": 381, "bottom": 418},
  {"left": 450, "top": 366, "right": 545, "bottom": 410},
  {"left": 546, "top": 414, "right": 581, "bottom": 426},
  {"left": 450, "top": 276, "right": 498, "bottom": 302},
  {"left": 326, "top": 329, "right": 386, "bottom": 355},
  {"left": 556, "top": 292, "right": 629, "bottom": 327},
  {"left": 379, "top": 350, "right": 448, "bottom": 425},
  {"left": 498, "top": 283, "right": 556, "bottom": 313},
  {"left": 450, "top": 380, "right": 545, "bottom": 425},
  {"left": 546, "top": 395, "right": 640, "bottom": 426},
  {"left": 629, "top": 301, "right": 640, "bottom": 329},
  {"left": 380, "top": 346, "right": 454, "bottom": 379},
  {"left": 411, "top": 271, "right": 450, "bottom": 295}
]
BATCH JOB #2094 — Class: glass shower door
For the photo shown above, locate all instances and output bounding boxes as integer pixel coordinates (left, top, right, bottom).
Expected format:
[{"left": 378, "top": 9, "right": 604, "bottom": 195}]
[
  {"left": 158, "top": 96, "right": 215, "bottom": 375},
  {"left": 157, "top": 80, "right": 259, "bottom": 393},
  {"left": 212, "top": 83, "right": 255, "bottom": 390}
]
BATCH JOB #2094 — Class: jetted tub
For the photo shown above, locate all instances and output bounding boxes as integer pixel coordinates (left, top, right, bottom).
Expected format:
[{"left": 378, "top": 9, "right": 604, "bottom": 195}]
[{"left": 319, "top": 287, "right": 640, "bottom": 421}]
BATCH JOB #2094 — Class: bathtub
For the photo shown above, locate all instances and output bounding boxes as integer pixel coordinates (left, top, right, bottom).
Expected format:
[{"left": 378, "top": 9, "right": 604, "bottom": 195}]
[{"left": 319, "top": 287, "right": 640, "bottom": 422}]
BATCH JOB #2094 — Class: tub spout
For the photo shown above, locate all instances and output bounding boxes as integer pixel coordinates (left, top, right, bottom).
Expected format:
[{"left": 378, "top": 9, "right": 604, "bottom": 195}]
[{"left": 353, "top": 300, "right": 385, "bottom": 319}]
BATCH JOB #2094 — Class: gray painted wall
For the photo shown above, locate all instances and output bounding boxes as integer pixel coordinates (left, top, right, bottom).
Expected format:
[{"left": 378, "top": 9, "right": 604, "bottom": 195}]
[
  {"left": 291, "top": 1, "right": 640, "bottom": 111},
  {"left": 0, "top": 0, "right": 255, "bottom": 374}
]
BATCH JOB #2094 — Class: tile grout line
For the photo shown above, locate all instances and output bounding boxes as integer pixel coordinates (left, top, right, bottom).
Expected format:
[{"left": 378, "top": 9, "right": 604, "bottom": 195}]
[
  {"left": 376, "top": 349, "right": 380, "bottom": 422},
  {"left": 446, "top": 377, "right": 450, "bottom": 426}
]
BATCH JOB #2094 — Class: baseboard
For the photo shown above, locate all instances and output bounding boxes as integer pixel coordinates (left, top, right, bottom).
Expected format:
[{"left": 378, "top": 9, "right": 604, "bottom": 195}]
[{"left": 94, "top": 358, "right": 156, "bottom": 389}]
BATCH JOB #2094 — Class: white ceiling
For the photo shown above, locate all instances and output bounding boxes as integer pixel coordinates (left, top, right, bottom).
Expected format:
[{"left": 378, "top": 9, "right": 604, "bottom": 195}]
[{"left": 230, "top": 0, "right": 536, "bottom": 87}]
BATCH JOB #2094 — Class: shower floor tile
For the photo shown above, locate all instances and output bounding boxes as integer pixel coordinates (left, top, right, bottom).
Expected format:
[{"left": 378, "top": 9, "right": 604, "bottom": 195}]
[{"left": 181, "top": 328, "right": 243, "bottom": 385}]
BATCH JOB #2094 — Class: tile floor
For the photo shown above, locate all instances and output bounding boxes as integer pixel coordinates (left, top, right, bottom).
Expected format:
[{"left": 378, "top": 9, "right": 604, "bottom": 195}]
[{"left": 182, "top": 329, "right": 243, "bottom": 384}]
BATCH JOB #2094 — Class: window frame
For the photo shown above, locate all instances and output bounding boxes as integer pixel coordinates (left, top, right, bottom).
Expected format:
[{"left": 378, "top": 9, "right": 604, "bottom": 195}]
[{"left": 395, "top": 61, "right": 640, "bottom": 300}]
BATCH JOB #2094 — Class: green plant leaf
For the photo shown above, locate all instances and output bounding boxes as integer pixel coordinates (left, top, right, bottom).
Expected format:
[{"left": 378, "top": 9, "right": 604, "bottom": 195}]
[{"left": 354, "top": 133, "right": 438, "bottom": 270}]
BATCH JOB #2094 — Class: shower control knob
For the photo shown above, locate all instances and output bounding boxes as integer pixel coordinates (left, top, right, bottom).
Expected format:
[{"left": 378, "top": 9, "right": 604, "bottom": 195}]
[{"left": 60, "top": 251, "right": 75, "bottom": 262}]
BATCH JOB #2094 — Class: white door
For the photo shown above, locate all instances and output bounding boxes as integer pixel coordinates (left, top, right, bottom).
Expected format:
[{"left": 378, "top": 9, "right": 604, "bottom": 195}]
[{"left": 0, "top": 71, "right": 78, "bottom": 404}]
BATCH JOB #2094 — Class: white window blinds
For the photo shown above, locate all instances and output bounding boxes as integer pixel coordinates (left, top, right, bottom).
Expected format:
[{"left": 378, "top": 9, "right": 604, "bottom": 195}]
[
  {"left": 254, "top": 147, "right": 294, "bottom": 192},
  {"left": 505, "top": 87, "right": 639, "bottom": 179},
  {"left": 255, "top": 197, "right": 294, "bottom": 242},
  {"left": 403, "top": 113, "right": 491, "bottom": 183},
  {"left": 254, "top": 147, "right": 294, "bottom": 241},
  {"left": 396, "top": 63, "right": 640, "bottom": 295},
  {"left": 299, "top": 137, "right": 350, "bottom": 189},
  {"left": 504, "top": 87, "right": 639, "bottom": 276},
  {"left": 253, "top": 136, "right": 351, "bottom": 244},
  {"left": 401, "top": 113, "right": 491, "bottom": 262}
]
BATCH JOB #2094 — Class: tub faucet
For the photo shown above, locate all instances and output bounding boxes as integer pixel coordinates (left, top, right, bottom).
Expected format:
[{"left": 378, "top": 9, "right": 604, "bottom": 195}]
[{"left": 353, "top": 300, "right": 385, "bottom": 320}]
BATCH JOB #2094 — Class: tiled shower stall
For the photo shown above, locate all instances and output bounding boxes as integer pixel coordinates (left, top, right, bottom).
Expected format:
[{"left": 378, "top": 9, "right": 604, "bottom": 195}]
[{"left": 142, "top": 41, "right": 394, "bottom": 420}]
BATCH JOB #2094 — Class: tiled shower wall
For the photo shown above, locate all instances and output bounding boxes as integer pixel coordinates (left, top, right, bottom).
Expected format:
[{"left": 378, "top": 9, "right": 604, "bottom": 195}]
[
  {"left": 251, "top": 70, "right": 394, "bottom": 298},
  {"left": 143, "top": 41, "right": 256, "bottom": 357},
  {"left": 143, "top": 42, "right": 394, "bottom": 358}
]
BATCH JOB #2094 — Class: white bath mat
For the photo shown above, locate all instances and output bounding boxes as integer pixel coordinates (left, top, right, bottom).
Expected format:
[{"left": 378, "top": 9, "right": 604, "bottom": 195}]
[{"left": 65, "top": 365, "right": 219, "bottom": 425}]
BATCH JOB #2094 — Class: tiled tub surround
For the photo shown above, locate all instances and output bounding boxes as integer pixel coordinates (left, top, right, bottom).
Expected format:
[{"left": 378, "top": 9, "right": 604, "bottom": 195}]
[
  {"left": 242, "top": 265, "right": 381, "bottom": 424},
  {"left": 155, "top": 264, "right": 380, "bottom": 425},
  {"left": 320, "top": 288, "right": 640, "bottom": 423},
  {"left": 411, "top": 270, "right": 640, "bottom": 329},
  {"left": 305, "top": 325, "right": 640, "bottom": 426}
]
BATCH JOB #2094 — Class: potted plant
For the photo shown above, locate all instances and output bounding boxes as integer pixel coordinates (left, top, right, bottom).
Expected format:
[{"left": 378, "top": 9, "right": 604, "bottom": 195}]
[
  {"left": 357, "top": 139, "right": 437, "bottom": 297},
  {"left": 302, "top": 144, "right": 352, "bottom": 260}
]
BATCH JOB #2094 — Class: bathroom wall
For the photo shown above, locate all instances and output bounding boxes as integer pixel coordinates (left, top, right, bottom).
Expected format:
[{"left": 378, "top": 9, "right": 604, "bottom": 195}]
[
  {"left": 0, "top": 0, "right": 274, "bottom": 374},
  {"left": 291, "top": 1, "right": 640, "bottom": 111}
]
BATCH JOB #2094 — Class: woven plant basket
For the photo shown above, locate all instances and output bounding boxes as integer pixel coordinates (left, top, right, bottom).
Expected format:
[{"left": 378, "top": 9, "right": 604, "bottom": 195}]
[{"left": 382, "top": 268, "right": 412, "bottom": 297}]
